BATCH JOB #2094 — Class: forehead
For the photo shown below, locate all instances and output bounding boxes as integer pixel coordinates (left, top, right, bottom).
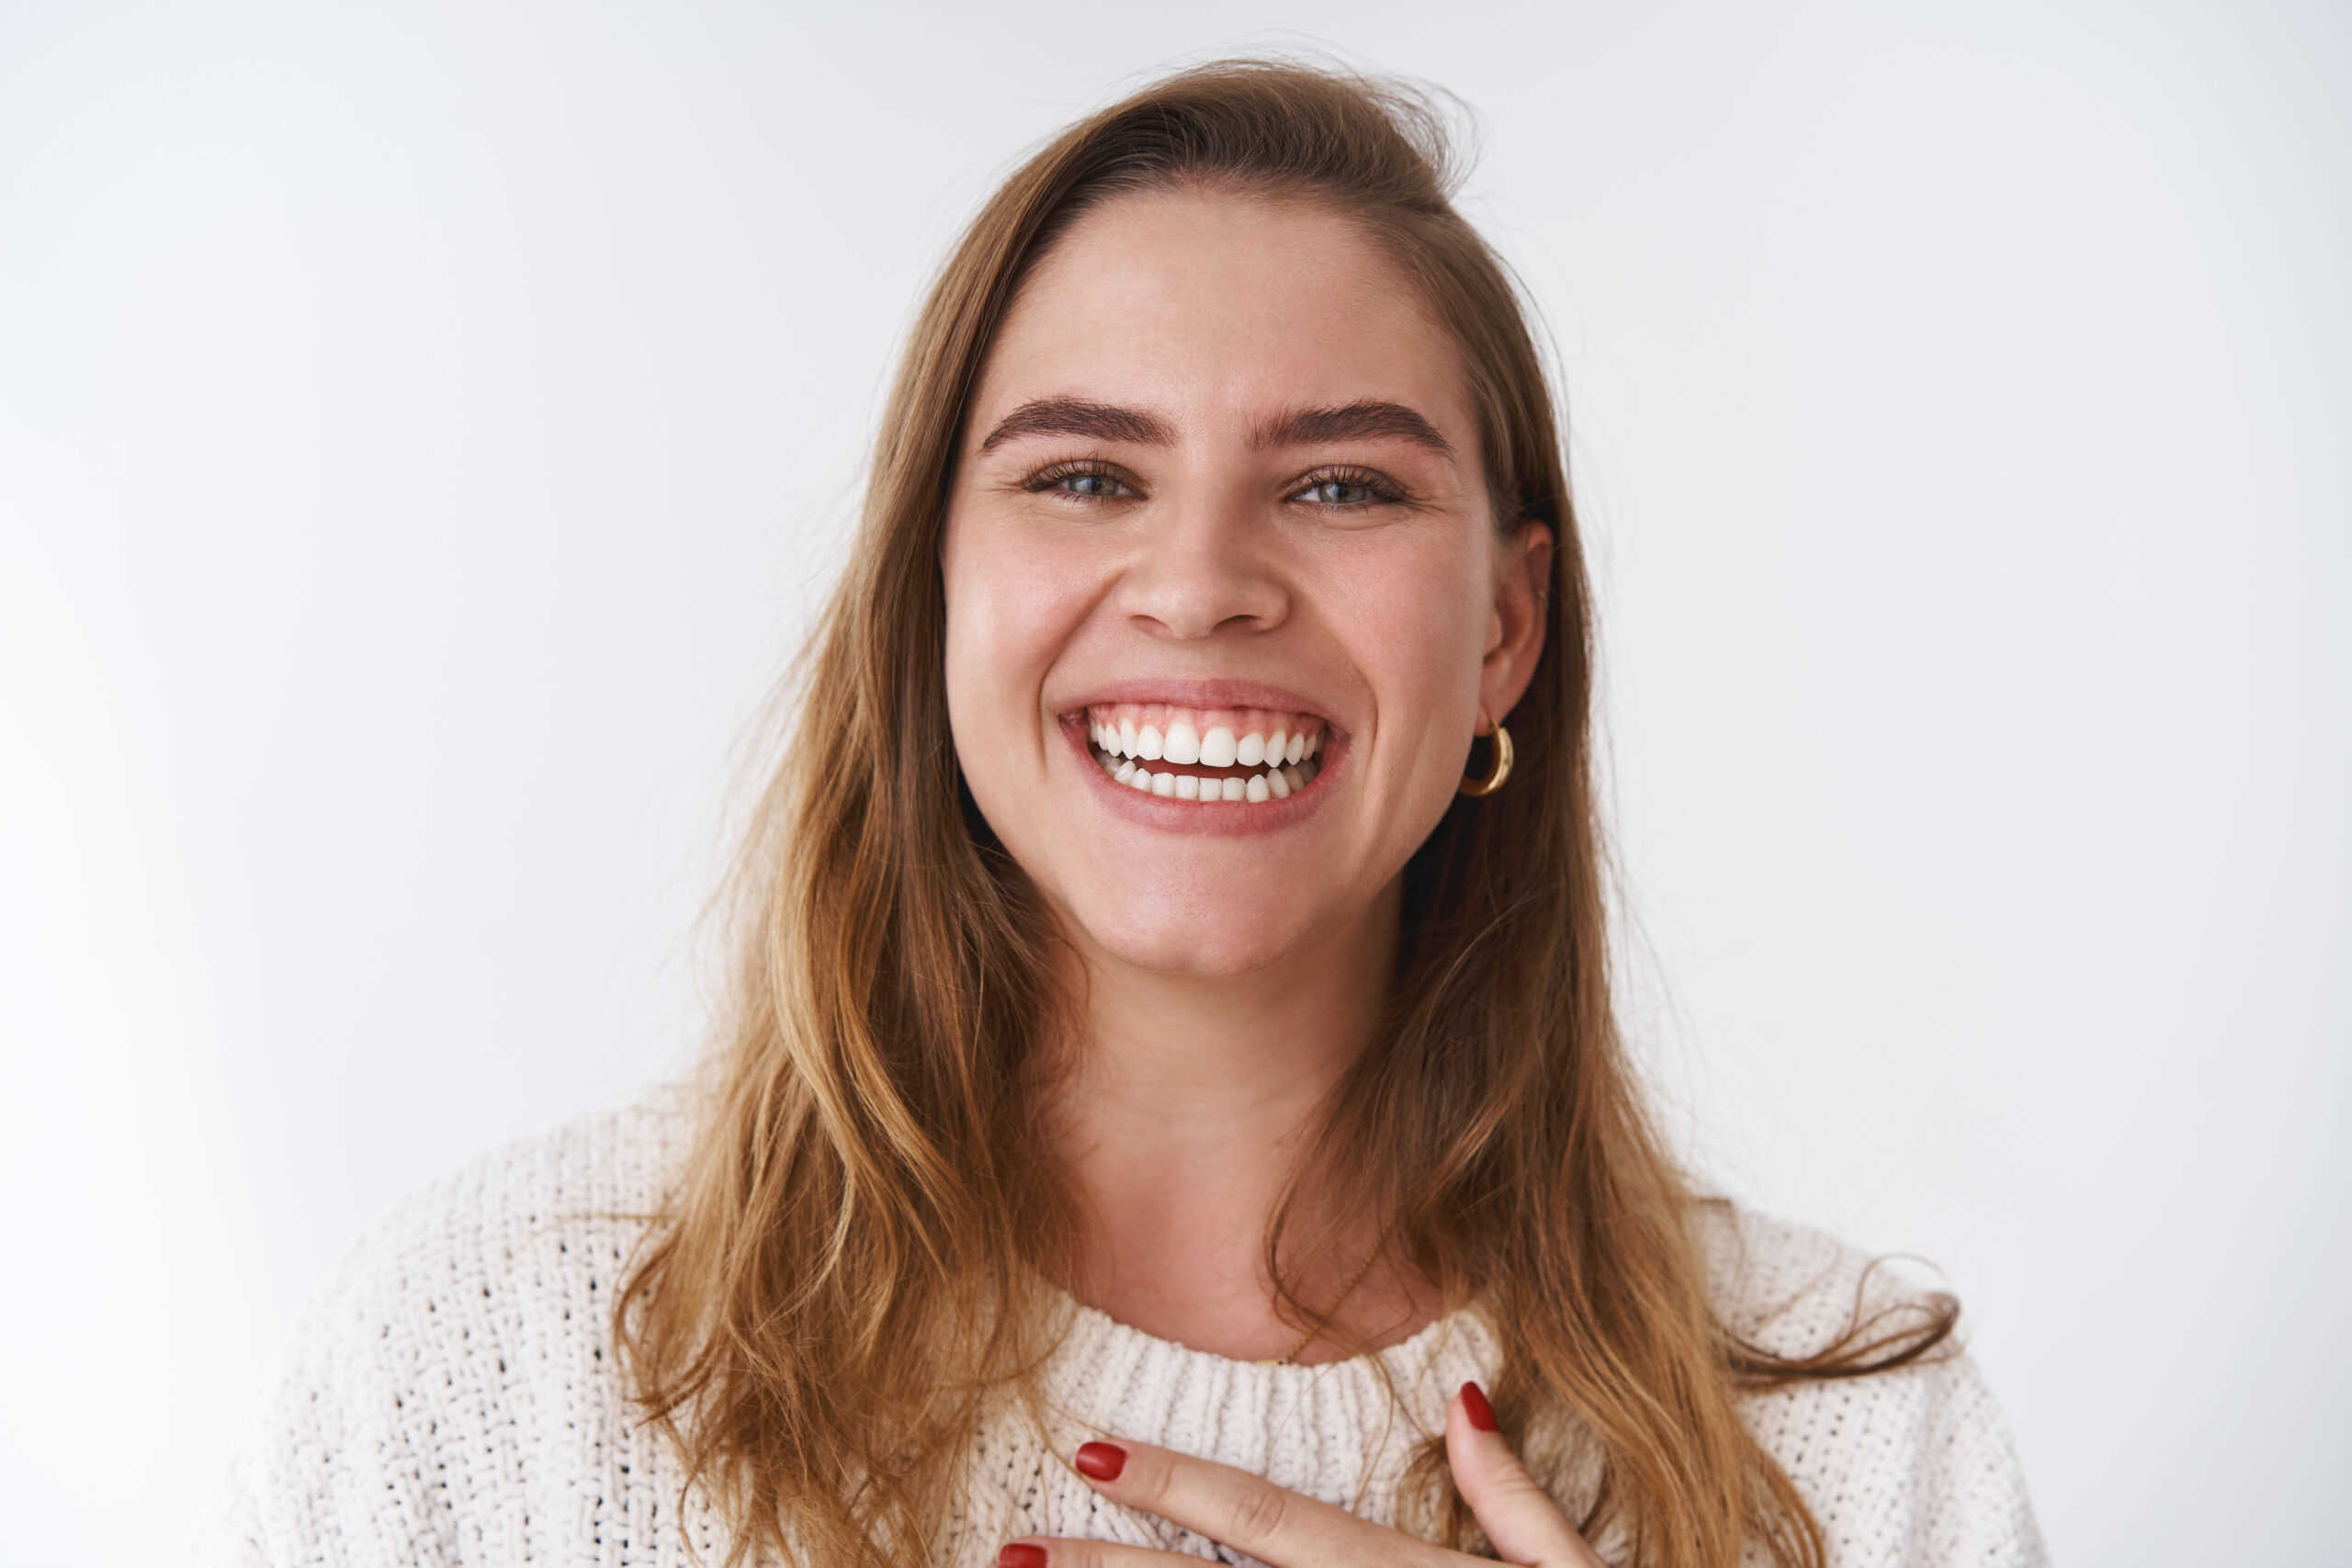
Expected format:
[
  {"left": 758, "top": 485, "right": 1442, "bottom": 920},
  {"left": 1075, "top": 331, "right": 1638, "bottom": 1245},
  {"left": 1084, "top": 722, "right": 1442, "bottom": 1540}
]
[{"left": 976, "top": 186, "right": 1472, "bottom": 435}]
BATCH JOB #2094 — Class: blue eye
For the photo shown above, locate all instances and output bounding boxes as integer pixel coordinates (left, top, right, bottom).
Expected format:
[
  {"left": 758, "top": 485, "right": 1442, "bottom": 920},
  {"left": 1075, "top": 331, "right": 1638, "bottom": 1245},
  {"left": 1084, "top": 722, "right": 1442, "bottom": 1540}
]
[
  {"left": 1306, "top": 479, "right": 1374, "bottom": 505},
  {"left": 1023, "top": 462, "right": 1140, "bottom": 503}
]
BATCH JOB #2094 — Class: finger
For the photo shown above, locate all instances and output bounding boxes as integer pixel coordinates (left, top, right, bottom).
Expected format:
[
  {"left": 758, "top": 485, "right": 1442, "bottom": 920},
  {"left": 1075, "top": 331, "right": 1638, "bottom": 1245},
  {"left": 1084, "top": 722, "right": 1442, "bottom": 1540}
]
[
  {"left": 1445, "top": 1382, "right": 1604, "bottom": 1568},
  {"left": 1065, "top": 1438, "right": 1433, "bottom": 1567},
  {"left": 994, "top": 1540, "right": 1203, "bottom": 1567}
]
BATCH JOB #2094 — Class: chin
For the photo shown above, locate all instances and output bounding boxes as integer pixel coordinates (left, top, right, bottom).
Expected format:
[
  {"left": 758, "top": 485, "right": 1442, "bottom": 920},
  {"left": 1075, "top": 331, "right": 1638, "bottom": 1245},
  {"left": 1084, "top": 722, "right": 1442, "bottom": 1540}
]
[{"left": 1062, "top": 887, "right": 1327, "bottom": 979}]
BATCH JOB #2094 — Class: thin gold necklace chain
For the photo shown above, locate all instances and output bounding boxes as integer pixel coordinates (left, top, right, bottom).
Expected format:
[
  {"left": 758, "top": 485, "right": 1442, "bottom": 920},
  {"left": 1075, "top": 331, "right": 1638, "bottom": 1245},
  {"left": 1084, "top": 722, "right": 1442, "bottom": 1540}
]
[{"left": 1259, "top": 1220, "right": 1395, "bottom": 1368}]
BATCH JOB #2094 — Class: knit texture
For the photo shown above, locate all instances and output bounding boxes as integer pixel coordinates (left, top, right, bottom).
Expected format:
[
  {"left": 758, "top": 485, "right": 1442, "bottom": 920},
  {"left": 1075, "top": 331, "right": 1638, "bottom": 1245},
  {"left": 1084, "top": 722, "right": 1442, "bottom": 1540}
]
[{"left": 195, "top": 1092, "right": 2044, "bottom": 1567}]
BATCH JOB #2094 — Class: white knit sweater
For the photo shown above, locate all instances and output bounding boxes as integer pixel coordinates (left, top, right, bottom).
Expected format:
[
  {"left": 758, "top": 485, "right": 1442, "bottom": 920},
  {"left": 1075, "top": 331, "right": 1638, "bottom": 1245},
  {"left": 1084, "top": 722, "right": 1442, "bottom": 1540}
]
[{"left": 196, "top": 1092, "right": 2044, "bottom": 1567}]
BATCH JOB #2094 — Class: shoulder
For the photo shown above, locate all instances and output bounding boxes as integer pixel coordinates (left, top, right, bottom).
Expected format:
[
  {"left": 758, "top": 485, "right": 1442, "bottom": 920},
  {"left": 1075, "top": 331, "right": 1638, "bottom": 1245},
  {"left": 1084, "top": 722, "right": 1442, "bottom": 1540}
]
[
  {"left": 331, "top": 1084, "right": 693, "bottom": 1291},
  {"left": 1695, "top": 1201, "right": 1932, "bottom": 1357},
  {"left": 194, "top": 1086, "right": 710, "bottom": 1567},
  {"left": 1694, "top": 1202, "right": 2048, "bottom": 1568},
  {"left": 288, "top": 1085, "right": 695, "bottom": 1374}
]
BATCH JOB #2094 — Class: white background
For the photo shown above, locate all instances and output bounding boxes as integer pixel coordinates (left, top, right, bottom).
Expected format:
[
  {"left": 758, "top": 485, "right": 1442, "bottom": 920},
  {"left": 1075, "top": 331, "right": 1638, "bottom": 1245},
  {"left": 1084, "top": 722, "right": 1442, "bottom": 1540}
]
[{"left": 2, "top": 3, "right": 2345, "bottom": 1563}]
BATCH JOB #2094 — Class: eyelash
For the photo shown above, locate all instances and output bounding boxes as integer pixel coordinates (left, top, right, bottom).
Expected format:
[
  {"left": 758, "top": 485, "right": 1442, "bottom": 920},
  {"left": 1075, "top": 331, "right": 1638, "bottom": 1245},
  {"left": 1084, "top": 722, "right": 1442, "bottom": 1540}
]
[
  {"left": 1288, "top": 465, "right": 1408, "bottom": 510},
  {"left": 1023, "top": 458, "right": 1136, "bottom": 502},
  {"left": 1021, "top": 459, "right": 1408, "bottom": 511}
]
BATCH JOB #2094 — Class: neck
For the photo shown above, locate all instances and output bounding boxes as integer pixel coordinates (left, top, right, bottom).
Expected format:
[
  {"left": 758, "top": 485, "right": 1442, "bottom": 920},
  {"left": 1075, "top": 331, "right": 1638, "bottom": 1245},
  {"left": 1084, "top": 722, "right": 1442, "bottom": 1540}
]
[{"left": 1046, "top": 879, "right": 1432, "bottom": 1362}]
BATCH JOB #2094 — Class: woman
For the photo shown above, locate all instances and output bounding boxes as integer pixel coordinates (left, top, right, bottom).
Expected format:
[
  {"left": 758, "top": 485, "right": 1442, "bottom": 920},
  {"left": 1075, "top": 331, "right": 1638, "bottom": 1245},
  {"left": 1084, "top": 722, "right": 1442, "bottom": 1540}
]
[{"left": 200, "top": 62, "right": 2041, "bottom": 1568}]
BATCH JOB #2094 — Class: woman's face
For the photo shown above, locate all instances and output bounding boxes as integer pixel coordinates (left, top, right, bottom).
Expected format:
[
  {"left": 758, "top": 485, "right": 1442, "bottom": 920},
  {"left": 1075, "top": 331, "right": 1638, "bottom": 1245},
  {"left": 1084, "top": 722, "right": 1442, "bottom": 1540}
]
[{"left": 942, "top": 186, "right": 1548, "bottom": 979}]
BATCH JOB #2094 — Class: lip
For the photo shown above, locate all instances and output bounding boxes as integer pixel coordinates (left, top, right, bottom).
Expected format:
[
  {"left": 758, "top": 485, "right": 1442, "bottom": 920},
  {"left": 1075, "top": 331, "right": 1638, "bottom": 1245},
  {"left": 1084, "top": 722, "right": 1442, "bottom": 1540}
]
[
  {"left": 1057, "top": 698, "right": 1346, "bottom": 838},
  {"left": 1052, "top": 677, "right": 1343, "bottom": 731}
]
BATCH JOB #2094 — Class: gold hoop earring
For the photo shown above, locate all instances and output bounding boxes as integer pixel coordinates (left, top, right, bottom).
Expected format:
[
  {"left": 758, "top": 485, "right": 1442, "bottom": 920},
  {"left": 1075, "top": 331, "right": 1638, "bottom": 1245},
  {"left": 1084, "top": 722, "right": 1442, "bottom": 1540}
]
[{"left": 1459, "top": 718, "right": 1513, "bottom": 796}]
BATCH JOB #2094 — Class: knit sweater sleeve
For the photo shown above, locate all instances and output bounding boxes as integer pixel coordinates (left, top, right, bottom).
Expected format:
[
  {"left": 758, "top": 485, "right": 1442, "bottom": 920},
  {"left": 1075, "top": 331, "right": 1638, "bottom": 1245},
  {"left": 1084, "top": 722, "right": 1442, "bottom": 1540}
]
[
  {"left": 190, "top": 1209, "right": 461, "bottom": 1568},
  {"left": 1703, "top": 1206, "right": 2048, "bottom": 1568},
  {"left": 189, "top": 1094, "right": 700, "bottom": 1568}
]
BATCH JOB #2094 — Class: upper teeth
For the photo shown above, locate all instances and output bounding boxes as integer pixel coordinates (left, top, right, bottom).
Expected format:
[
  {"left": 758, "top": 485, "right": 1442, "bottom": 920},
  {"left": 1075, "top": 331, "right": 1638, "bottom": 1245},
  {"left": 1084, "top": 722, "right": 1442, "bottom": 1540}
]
[
  {"left": 1083, "top": 703, "right": 1327, "bottom": 804},
  {"left": 1084, "top": 705, "right": 1325, "bottom": 765}
]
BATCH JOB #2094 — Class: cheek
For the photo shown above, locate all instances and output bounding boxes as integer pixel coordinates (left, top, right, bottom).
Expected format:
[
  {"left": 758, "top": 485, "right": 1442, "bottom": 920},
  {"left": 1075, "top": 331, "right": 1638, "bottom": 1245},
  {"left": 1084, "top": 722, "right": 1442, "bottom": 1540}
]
[
  {"left": 942, "top": 514, "right": 1097, "bottom": 770},
  {"left": 1326, "top": 531, "right": 1491, "bottom": 732}
]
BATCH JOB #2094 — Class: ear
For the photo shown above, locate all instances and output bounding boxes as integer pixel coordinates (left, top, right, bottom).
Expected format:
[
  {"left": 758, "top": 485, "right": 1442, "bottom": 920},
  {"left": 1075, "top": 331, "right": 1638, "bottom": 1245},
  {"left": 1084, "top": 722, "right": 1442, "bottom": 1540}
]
[{"left": 1478, "top": 523, "right": 1553, "bottom": 730}]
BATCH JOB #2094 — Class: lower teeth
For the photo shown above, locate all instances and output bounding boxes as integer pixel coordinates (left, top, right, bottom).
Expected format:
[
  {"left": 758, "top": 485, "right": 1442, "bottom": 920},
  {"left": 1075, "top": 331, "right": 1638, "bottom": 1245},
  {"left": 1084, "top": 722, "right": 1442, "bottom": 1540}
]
[{"left": 1101, "top": 750, "right": 1318, "bottom": 802}]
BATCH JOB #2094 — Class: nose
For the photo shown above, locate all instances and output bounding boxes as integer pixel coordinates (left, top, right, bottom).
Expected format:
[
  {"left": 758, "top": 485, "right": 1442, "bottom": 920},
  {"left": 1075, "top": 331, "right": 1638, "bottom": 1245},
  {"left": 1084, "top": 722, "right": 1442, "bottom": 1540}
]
[{"left": 1115, "top": 491, "right": 1290, "bottom": 640}]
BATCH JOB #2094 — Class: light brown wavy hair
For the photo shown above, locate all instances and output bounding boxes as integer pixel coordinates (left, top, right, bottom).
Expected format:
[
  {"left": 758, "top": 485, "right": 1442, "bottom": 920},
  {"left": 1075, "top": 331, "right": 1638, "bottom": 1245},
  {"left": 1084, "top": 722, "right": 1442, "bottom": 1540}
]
[{"left": 616, "top": 58, "right": 1956, "bottom": 1568}]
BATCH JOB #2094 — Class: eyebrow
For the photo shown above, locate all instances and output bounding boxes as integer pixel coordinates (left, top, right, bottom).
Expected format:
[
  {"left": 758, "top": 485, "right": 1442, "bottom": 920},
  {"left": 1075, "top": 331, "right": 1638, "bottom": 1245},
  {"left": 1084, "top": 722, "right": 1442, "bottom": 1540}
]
[
  {"left": 974, "top": 395, "right": 1453, "bottom": 458},
  {"left": 1254, "top": 400, "right": 1452, "bottom": 457},
  {"left": 977, "top": 398, "right": 1176, "bottom": 452}
]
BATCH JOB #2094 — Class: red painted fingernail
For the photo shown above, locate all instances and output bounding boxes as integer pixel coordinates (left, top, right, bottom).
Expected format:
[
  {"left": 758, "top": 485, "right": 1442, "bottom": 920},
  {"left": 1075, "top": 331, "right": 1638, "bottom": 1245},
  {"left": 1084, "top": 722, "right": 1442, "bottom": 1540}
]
[
  {"left": 1461, "top": 1381, "right": 1498, "bottom": 1432},
  {"left": 998, "top": 1546, "right": 1048, "bottom": 1568},
  {"left": 1074, "top": 1441, "right": 1127, "bottom": 1481}
]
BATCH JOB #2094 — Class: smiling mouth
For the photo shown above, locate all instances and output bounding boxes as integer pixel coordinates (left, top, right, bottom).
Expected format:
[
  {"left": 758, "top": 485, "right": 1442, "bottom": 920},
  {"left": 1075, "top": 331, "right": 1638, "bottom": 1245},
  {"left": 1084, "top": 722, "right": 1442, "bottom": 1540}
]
[{"left": 1082, "top": 702, "right": 1327, "bottom": 804}]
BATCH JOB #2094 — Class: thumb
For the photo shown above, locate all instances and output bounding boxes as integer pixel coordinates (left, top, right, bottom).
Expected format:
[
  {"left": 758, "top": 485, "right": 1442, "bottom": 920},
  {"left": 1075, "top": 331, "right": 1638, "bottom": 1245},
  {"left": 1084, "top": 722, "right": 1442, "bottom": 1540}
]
[{"left": 1445, "top": 1382, "right": 1604, "bottom": 1568}]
